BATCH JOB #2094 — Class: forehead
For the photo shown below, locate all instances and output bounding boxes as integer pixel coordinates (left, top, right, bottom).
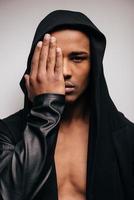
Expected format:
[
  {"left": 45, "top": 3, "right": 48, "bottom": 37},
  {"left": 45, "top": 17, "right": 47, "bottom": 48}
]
[{"left": 51, "top": 29, "right": 90, "bottom": 52}]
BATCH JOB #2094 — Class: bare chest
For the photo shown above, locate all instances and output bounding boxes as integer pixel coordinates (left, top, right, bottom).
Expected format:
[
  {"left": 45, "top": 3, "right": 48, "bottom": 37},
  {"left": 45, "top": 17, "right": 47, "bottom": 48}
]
[{"left": 54, "top": 123, "right": 89, "bottom": 199}]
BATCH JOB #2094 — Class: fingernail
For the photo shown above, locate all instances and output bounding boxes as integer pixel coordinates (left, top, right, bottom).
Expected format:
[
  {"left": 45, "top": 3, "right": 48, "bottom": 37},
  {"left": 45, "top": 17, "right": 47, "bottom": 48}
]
[
  {"left": 37, "top": 41, "right": 42, "bottom": 47},
  {"left": 56, "top": 47, "right": 61, "bottom": 54},
  {"left": 51, "top": 36, "right": 56, "bottom": 43},
  {"left": 44, "top": 33, "right": 50, "bottom": 40}
]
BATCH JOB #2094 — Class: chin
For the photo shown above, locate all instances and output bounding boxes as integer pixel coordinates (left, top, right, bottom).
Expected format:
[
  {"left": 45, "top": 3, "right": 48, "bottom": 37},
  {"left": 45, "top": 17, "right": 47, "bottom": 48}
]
[
  {"left": 65, "top": 90, "right": 88, "bottom": 104},
  {"left": 65, "top": 93, "right": 81, "bottom": 104},
  {"left": 65, "top": 94, "right": 77, "bottom": 104}
]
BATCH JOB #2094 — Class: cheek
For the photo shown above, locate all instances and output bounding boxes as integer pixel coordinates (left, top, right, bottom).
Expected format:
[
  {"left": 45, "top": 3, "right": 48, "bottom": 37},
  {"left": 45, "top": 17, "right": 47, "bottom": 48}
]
[
  {"left": 79, "top": 74, "right": 89, "bottom": 89},
  {"left": 75, "top": 65, "right": 91, "bottom": 86}
]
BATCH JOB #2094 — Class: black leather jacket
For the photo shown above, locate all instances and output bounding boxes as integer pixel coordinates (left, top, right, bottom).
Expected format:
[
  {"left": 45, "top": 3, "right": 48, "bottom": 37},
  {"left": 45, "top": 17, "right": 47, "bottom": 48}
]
[{"left": 0, "top": 94, "right": 65, "bottom": 200}]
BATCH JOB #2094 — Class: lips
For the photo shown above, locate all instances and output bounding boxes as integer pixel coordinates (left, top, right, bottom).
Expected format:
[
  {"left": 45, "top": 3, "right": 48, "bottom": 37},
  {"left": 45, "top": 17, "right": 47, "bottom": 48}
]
[{"left": 65, "top": 82, "right": 75, "bottom": 93}]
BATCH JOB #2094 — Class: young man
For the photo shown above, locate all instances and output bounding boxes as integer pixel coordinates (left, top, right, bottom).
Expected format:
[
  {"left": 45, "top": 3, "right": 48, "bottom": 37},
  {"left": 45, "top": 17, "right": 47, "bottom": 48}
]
[{"left": 0, "top": 10, "right": 134, "bottom": 200}]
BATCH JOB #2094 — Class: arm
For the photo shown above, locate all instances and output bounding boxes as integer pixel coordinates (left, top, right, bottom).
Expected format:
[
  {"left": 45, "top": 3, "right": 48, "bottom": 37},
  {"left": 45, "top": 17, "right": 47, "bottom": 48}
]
[
  {"left": 0, "top": 33, "right": 65, "bottom": 200},
  {"left": 0, "top": 93, "right": 65, "bottom": 200}
]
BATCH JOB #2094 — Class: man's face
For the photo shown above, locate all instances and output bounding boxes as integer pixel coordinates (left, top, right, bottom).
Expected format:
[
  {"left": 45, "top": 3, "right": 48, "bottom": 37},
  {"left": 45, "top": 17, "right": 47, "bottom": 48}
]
[{"left": 51, "top": 29, "right": 91, "bottom": 103}]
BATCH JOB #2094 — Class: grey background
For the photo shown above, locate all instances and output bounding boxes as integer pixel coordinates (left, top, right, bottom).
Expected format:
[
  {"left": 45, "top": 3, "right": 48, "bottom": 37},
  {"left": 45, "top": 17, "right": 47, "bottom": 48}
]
[{"left": 0, "top": 0, "right": 134, "bottom": 121}]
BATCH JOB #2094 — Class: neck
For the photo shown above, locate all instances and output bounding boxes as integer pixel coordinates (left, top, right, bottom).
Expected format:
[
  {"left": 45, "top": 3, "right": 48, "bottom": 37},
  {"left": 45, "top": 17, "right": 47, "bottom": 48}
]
[{"left": 61, "top": 93, "right": 90, "bottom": 125}]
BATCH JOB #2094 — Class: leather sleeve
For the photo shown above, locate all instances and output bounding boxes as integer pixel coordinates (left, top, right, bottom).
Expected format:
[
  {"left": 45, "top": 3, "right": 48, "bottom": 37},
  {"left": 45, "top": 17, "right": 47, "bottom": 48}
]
[{"left": 0, "top": 93, "right": 65, "bottom": 200}]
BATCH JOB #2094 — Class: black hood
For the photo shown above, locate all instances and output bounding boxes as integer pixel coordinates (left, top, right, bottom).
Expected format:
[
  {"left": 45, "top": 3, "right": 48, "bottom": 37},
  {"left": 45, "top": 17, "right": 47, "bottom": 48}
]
[
  {"left": 20, "top": 9, "right": 113, "bottom": 116},
  {"left": 20, "top": 10, "right": 106, "bottom": 96}
]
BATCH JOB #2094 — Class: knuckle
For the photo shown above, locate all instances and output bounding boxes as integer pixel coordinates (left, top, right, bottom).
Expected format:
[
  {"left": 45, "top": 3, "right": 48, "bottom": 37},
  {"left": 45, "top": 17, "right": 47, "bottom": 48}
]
[
  {"left": 40, "top": 52, "right": 47, "bottom": 63},
  {"left": 47, "top": 55, "right": 55, "bottom": 64},
  {"left": 43, "top": 40, "right": 49, "bottom": 46},
  {"left": 50, "top": 42, "right": 56, "bottom": 48},
  {"left": 47, "top": 56, "right": 52, "bottom": 65},
  {"left": 55, "top": 64, "right": 61, "bottom": 72},
  {"left": 40, "top": 53, "right": 45, "bottom": 62},
  {"left": 55, "top": 63, "right": 60, "bottom": 69},
  {"left": 37, "top": 73, "right": 44, "bottom": 82}
]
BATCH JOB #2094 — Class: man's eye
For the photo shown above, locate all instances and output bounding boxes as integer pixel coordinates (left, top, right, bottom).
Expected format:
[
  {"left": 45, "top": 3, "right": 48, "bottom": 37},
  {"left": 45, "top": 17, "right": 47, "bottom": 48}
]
[{"left": 71, "top": 56, "right": 86, "bottom": 63}]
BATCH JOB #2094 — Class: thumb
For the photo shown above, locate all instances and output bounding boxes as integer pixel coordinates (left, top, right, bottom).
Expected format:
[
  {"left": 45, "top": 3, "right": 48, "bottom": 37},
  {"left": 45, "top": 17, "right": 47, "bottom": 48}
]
[
  {"left": 24, "top": 74, "right": 34, "bottom": 102},
  {"left": 24, "top": 74, "right": 30, "bottom": 92}
]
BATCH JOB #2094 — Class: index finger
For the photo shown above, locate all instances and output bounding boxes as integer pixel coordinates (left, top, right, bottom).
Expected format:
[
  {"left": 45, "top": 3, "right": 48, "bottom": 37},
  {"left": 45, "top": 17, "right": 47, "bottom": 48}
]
[{"left": 30, "top": 41, "right": 42, "bottom": 77}]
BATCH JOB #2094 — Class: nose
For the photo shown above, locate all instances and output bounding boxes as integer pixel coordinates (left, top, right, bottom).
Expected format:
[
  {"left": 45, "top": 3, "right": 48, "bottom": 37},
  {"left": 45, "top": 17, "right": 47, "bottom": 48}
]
[{"left": 63, "top": 58, "right": 72, "bottom": 79}]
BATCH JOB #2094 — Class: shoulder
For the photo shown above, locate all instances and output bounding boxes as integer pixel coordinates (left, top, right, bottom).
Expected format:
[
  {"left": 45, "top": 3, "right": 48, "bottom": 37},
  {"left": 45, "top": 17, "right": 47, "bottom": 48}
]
[
  {"left": 2, "top": 109, "right": 25, "bottom": 127},
  {"left": 0, "top": 110, "right": 25, "bottom": 144},
  {"left": 118, "top": 111, "right": 134, "bottom": 133},
  {"left": 113, "top": 111, "right": 134, "bottom": 149}
]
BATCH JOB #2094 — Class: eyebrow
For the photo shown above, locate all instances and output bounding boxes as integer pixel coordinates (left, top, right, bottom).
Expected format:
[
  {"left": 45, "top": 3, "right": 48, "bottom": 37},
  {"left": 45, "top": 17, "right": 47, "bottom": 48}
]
[{"left": 69, "top": 51, "right": 90, "bottom": 56}]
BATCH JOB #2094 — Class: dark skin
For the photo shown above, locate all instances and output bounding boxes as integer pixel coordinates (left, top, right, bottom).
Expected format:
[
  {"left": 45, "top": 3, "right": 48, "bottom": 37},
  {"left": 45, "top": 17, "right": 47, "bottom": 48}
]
[{"left": 25, "top": 29, "right": 91, "bottom": 200}]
